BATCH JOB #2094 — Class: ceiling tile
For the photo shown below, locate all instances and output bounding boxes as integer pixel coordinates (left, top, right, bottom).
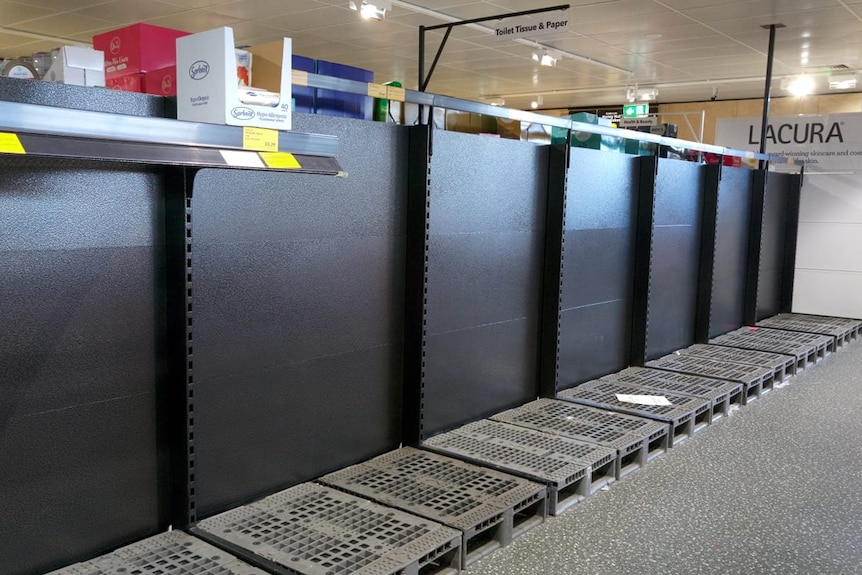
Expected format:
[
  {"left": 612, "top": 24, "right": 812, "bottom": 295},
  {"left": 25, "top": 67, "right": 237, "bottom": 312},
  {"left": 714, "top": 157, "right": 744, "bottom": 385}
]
[
  {"left": 679, "top": 0, "right": 843, "bottom": 23},
  {"left": 264, "top": 6, "right": 366, "bottom": 30},
  {"left": 71, "top": 1, "right": 189, "bottom": 24},
  {"left": 14, "top": 12, "right": 115, "bottom": 38},
  {"left": 207, "top": 0, "right": 321, "bottom": 19},
  {"left": 10, "top": 0, "right": 109, "bottom": 9},
  {"left": 0, "top": 1, "right": 54, "bottom": 26},
  {"left": 140, "top": 10, "right": 241, "bottom": 33}
]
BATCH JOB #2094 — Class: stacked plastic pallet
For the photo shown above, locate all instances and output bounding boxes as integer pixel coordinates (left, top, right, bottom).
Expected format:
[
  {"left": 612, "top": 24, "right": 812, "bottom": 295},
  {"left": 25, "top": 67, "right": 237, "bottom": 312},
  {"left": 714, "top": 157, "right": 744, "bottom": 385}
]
[
  {"left": 45, "top": 530, "right": 269, "bottom": 575},
  {"left": 48, "top": 314, "right": 859, "bottom": 575}
]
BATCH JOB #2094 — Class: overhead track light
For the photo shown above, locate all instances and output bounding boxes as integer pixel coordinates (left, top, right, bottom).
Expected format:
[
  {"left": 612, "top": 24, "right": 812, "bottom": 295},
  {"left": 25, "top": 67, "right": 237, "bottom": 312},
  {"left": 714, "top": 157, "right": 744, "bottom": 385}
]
[
  {"left": 532, "top": 50, "right": 558, "bottom": 67},
  {"left": 349, "top": 0, "right": 391, "bottom": 20},
  {"left": 530, "top": 95, "right": 543, "bottom": 109},
  {"left": 639, "top": 88, "right": 658, "bottom": 101}
]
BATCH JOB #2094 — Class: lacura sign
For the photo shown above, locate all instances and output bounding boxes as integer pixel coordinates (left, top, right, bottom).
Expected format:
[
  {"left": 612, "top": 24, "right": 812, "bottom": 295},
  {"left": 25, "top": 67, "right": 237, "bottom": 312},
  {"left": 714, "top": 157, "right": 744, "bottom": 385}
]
[{"left": 716, "top": 113, "right": 862, "bottom": 171}]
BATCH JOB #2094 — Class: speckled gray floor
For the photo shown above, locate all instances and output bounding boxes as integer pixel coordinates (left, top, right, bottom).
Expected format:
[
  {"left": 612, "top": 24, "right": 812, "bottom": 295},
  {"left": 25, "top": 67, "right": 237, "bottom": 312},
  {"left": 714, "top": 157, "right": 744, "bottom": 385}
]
[{"left": 467, "top": 342, "right": 862, "bottom": 575}]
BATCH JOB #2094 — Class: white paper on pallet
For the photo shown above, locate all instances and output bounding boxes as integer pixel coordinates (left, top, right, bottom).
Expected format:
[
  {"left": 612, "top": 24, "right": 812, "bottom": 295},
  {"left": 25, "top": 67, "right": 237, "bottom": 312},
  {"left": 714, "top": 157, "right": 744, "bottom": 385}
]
[
  {"left": 615, "top": 394, "right": 672, "bottom": 406},
  {"left": 176, "top": 27, "right": 291, "bottom": 130}
]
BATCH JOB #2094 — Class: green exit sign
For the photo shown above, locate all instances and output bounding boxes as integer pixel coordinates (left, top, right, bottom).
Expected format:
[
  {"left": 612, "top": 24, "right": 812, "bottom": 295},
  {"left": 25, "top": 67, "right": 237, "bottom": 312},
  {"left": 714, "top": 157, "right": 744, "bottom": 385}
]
[{"left": 623, "top": 104, "right": 649, "bottom": 118}]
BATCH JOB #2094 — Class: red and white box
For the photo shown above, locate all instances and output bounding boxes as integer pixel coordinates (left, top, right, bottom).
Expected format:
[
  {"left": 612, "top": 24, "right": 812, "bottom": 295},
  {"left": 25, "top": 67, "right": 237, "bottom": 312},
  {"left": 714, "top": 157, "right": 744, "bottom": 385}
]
[{"left": 93, "top": 23, "right": 189, "bottom": 81}]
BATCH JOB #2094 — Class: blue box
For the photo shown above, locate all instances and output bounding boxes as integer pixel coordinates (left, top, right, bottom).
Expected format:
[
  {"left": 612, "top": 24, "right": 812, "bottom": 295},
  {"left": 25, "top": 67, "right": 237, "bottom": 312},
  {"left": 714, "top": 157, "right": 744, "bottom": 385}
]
[
  {"left": 292, "top": 54, "right": 315, "bottom": 114},
  {"left": 316, "top": 59, "right": 373, "bottom": 120}
]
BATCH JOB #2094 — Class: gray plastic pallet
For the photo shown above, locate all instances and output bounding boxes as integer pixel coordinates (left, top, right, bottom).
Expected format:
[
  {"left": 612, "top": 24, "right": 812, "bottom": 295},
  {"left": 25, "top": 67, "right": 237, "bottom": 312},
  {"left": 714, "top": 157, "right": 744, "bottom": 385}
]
[
  {"left": 710, "top": 326, "right": 834, "bottom": 371},
  {"left": 491, "top": 398, "right": 669, "bottom": 478},
  {"left": 602, "top": 367, "right": 744, "bottom": 420},
  {"left": 646, "top": 352, "right": 775, "bottom": 403},
  {"left": 197, "top": 483, "right": 462, "bottom": 575},
  {"left": 677, "top": 343, "right": 796, "bottom": 383},
  {"left": 422, "top": 419, "right": 617, "bottom": 516},
  {"left": 45, "top": 530, "right": 269, "bottom": 575},
  {"left": 557, "top": 380, "right": 712, "bottom": 446},
  {"left": 758, "top": 313, "right": 862, "bottom": 350},
  {"left": 319, "top": 447, "right": 546, "bottom": 569},
  {"left": 784, "top": 313, "right": 862, "bottom": 340}
]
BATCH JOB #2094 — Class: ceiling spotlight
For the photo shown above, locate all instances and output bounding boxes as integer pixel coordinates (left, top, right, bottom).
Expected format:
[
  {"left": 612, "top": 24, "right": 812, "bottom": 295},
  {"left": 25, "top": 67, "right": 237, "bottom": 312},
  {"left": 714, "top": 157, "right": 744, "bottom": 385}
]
[
  {"left": 532, "top": 50, "right": 557, "bottom": 67},
  {"left": 782, "top": 75, "right": 815, "bottom": 97},
  {"left": 482, "top": 96, "right": 505, "bottom": 106},
  {"left": 349, "top": 0, "right": 391, "bottom": 20},
  {"left": 829, "top": 73, "right": 857, "bottom": 90},
  {"left": 530, "top": 95, "right": 544, "bottom": 109},
  {"left": 626, "top": 86, "right": 637, "bottom": 103}
]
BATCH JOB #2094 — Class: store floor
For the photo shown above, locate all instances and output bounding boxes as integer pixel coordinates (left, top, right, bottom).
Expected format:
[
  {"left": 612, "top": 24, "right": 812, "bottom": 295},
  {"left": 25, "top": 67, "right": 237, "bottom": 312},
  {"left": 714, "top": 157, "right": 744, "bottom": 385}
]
[{"left": 466, "top": 342, "right": 862, "bottom": 575}]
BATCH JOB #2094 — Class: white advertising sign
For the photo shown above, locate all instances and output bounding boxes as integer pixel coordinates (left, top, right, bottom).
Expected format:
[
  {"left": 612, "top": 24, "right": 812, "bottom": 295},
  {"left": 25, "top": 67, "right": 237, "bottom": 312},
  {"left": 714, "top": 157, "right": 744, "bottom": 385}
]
[
  {"left": 494, "top": 11, "right": 569, "bottom": 41},
  {"left": 715, "top": 113, "right": 862, "bottom": 172}
]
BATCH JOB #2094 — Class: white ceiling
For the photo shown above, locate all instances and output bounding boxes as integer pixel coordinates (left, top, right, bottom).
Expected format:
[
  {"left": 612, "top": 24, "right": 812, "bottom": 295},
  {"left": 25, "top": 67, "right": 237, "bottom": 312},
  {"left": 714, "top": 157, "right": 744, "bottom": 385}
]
[{"left": 1, "top": 0, "right": 861, "bottom": 110}]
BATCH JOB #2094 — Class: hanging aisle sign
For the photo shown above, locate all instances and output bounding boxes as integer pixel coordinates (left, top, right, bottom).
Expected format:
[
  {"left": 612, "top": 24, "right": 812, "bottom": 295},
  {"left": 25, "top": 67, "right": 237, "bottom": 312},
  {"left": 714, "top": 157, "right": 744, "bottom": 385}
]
[{"left": 494, "top": 10, "right": 569, "bottom": 41}]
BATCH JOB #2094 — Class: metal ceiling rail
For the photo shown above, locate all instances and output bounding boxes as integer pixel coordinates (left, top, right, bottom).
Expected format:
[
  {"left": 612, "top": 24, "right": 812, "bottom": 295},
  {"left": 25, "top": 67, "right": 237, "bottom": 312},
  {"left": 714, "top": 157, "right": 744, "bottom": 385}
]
[{"left": 302, "top": 72, "right": 797, "bottom": 165}]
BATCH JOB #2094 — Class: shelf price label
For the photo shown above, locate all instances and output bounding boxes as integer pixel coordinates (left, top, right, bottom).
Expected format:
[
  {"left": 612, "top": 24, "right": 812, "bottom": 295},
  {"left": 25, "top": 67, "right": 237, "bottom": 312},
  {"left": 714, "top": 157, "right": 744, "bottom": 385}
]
[
  {"left": 367, "top": 83, "right": 388, "bottom": 99},
  {"left": 291, "top": 69, "right": 309, "bottom": 87},
  {"left": 260, "top": 152, "right": 301, "bottom": 169},
  {"left": 386, "top": 85, "right": 405, "bottom": 102},
  {"left": 242, "top": 127, "right": 279, "bottom": 152},
  {"left": 0, "top": 132, "right": 25, "bottom": 154}
]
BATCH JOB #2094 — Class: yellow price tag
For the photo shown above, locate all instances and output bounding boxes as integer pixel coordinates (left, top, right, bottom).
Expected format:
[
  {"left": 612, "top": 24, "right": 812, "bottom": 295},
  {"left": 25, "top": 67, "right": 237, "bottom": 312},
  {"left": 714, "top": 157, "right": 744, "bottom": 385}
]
[
  {"left": 291, "top": 70, "right": 309, "bottom": 87},
  {"left": 260, "top": 152, "right": 302, "bottom": 169},
  {"left": 0, "top": 132, "right": 25, "bottom": 154},
  {"left": 367, "top": 83, "right": 388, "bottom": 99},
  {"left": 243, "top": 127, "right": 279, "bottom": 152},
  {"left": 386, "top": 85, "right": 406, "bottom": 102}
]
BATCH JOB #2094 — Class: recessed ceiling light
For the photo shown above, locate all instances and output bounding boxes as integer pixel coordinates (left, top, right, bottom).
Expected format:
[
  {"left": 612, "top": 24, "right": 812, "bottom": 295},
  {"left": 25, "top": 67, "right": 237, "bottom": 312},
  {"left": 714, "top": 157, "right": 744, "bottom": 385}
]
[
  {"left": 782, "top": 75, "right": 815, "bottom": 97},
  {"left": 644, "top": 33, "right": 662, "bottom": 39}
]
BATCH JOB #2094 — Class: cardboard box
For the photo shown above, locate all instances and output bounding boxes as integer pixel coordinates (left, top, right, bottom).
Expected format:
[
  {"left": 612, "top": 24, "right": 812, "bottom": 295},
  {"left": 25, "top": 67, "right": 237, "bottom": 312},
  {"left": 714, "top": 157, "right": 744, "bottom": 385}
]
[
  {"left": 106, "top": 72, "right": 142, "bottom": 93},
  {"left": 45, "top": 46, "right": 105, "bottom": 87},
  {"left": 143, "top": 66, "right": 177, "bottom": 96},
  {"left": 106, "top": 66, "right": 177, "bottom": 96},
  {"left": 177, "top": 27, "right": 291, "bottom": 130},
  {"left": 93, "top": 23, "right": 189, "bottom": 79},
  {"left": 316, "top": 59, "right": 372, "bottom": 120}
]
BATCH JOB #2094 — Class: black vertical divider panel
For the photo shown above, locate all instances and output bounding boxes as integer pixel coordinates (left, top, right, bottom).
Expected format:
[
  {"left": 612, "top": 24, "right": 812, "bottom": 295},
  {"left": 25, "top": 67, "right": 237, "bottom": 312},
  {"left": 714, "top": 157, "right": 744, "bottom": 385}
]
[
  {"left": 645, "top": 158, "right": 705, "bottom": 361},
  {"left": 538, "top": 144, "right": 569, "bottom": 398},
  {"left": 403, "top": 125, "right": 431, "bottom": 445},
  {"left": 630, "top": 156, "right": 657, "bottom": 367},
  {"left": 781, "top": 174, "right": 803, "bottom": 313},
  {"left": 558, "top": 146, "right": 640, "bottom": 387},
  {"left": 699, "top": 166, "right": 755, "bottom": 340},
  {"left": 0, "top": 157, "right": 166, "bottom": 575},
  {"left": 190, "top": 115, "right": 406, "bottom": 517},
  {"left": 695, "top": 165, "right": 721, "bottom": 343},
  {"left": 420, "top": 131, "right": 549, "bottom": 437},
  {"left": 164, "top": 167, "right": 196, "bottom": 527},
  {"left": 757, "top": 172, "right": 793, "bottom": 320},
  {"left": 744, "top": 170, "right": 767, "bottom": 326}
]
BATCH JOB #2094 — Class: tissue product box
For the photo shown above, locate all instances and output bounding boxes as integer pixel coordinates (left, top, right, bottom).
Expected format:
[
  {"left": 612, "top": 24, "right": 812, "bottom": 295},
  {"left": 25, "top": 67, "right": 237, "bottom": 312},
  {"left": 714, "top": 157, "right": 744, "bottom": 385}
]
[
  {"left": 93, "top": 23, "right": 189, "bottom": 80},
  {"left": 45, "top": 46, "right": 105, "bottom": 87}
]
